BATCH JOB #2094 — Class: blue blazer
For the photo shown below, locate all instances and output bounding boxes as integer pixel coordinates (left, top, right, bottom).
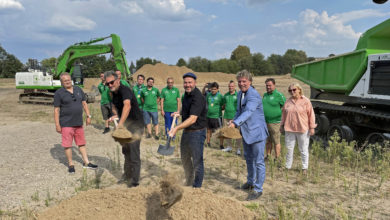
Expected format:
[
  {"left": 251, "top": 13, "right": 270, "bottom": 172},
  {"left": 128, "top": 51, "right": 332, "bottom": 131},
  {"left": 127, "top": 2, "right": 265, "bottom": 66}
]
[{"left": 233, "top": 86, "right": 268, "bottom": 144}]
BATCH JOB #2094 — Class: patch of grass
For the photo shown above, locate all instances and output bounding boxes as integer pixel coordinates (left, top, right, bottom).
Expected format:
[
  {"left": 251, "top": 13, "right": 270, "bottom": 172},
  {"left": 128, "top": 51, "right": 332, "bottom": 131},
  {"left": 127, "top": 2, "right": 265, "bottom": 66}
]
[{"left": 31, "top": 190, "right": 39, "bottom": 202}]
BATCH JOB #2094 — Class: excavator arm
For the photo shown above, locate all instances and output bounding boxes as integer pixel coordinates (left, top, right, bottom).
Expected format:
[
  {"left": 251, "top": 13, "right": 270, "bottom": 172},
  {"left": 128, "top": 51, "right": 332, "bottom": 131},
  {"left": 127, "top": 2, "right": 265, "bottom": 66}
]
[{"left": 54, "top": 34, "right": 131, "bottom": 80}]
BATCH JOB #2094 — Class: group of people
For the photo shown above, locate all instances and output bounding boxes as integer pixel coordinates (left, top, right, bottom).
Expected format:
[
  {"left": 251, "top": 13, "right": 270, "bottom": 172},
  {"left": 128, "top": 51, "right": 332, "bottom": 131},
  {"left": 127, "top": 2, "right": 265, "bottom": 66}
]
[{"left": 53, "top": 69, "right": 316, "bottom": 201}]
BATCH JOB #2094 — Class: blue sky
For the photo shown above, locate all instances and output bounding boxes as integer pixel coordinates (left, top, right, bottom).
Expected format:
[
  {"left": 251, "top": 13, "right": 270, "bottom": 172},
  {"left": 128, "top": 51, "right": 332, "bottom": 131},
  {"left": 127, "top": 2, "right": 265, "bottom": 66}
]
[{"left": 0, "top": 0, "right": 389, "bottom": 65}]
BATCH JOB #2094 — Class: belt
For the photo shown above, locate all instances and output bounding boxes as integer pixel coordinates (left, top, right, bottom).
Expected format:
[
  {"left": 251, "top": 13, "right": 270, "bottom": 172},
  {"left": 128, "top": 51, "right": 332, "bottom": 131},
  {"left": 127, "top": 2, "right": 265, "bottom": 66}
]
[{"left": 183, "top": 128, "right": 206, "bottom": 133}]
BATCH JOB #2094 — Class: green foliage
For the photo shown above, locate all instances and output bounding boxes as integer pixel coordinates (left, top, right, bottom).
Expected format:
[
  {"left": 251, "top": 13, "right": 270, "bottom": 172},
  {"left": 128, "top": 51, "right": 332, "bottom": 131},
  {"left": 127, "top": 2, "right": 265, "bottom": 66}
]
[
  {"left": 41, "top": 57, "right": 56, "bottom": 72},
  {"left": 136, "top": 57, "right": 161, "bottom": 70},
  {"left": 176, "top": 58, "right": 187, "bottom": 67},
  {"left": 282, "top": 49, "right": 307, "bottom": 74},
  {"left": 210, "top": 58, "right": 239, "bottom": 74},
  {"left": 187, "top": 56, "right": 211, "bottom": 72},
  {"left": 230, "top": 45, "right": 251, "bottom": 61},
  {"left": 76, "top": 55, "right": 116, "bottom": 77},
  {"left": 0, "top": 45, "right": 24, "bottom": 78},
  {"left": 252, "top": 53, "right": 274, "bottom": 75}
]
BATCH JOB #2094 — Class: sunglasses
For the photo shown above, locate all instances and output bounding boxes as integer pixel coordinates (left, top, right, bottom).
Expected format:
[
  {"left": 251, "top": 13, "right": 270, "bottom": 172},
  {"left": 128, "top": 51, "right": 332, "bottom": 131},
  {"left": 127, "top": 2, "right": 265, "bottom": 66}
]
[
  {"left": 288, "top": 88, "right": 297, "bottom": 93},
  {"left": 105, "top": 79, "right": 116, "bottom": 86},
  {"left": 71, "top": 94, "right": 76, "bottom": 102}
]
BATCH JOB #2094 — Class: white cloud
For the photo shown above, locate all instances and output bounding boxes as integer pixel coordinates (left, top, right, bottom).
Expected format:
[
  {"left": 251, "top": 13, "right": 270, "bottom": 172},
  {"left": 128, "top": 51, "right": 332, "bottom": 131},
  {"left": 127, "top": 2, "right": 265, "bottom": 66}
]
[
  {"left": 213, "top": 34, "right": 257, "bottom": 46},
  {"left": 121, "top": 1, "right": 143, "bottom": 14},
  {"left": 121, "top": 0, "right": 201, "bottom": 21},
  {"left": 270, "top": 9, "right": 385, "bottom": 50},
  {"left": 48, "top": 14, "right": 96, "bottom": 31},
  {"left": 0, "top": 0, "right": 24, "bottom": 10}
]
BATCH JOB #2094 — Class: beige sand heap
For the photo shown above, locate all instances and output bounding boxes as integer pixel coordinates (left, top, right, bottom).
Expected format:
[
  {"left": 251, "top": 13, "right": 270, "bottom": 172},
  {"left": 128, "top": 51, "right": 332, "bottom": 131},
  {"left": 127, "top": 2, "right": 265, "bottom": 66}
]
[
  {"left": 218, "top": 126, "right": 242, "bottom": 139},
  {"left": 111, "top": 127, "right": 133, "bottom": 144},
  {"left": 38, "top": 186, "right": 258, "bottom": 220},
  {"left": 159, "top": 174, "right": 183, "bottom": 209}
]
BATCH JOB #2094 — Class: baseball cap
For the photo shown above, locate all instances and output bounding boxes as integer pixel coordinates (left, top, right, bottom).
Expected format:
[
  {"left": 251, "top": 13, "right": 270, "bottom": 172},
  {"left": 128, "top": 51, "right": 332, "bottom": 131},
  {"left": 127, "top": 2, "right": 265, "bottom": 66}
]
[{"left": 183, "top": 72, "right": 197, "bottom": 80}]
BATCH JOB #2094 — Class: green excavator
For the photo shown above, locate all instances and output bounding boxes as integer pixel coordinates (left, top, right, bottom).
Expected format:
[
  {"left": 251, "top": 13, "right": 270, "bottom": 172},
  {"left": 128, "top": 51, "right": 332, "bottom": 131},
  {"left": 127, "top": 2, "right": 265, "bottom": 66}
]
[{"left": 15, "top": 34, "right": 131, "bottom": 104}]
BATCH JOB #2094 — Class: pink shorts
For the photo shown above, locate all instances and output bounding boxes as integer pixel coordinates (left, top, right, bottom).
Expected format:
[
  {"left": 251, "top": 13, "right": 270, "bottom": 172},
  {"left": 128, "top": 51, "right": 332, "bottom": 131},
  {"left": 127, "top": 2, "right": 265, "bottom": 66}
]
[{"left": 61, "top": 126, "right": 86, "bottom": 148}]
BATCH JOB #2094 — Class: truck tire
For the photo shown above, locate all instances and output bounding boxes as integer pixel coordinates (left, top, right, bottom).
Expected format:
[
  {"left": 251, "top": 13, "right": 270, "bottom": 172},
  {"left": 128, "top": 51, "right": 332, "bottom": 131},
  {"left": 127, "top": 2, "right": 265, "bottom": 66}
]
[
  {"left": 365, "top": 132, "right": 388, "bottom": 145},
  {"left": 315, "top": 114, "right": 330, "bottom": 135}
]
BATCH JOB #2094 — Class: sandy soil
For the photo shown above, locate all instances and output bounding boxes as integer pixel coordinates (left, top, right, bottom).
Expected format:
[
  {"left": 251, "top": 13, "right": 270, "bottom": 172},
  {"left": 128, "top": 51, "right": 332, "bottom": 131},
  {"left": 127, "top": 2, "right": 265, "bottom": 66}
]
[{"left": 1, "top": 72, "right": 389, "bottom": 219}]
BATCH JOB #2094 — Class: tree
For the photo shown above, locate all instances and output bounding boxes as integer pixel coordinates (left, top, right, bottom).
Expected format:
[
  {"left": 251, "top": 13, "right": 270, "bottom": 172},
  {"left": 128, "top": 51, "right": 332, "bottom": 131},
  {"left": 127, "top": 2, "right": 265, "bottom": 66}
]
[
  {"left": 136, "top": 57, "right": 161, "bottom": 70},
  {"left": 267, "top": 54, "right": 284, "bottom": 75},
  {"left": 210, "top": 59, "right": 240, "bottom": 74},
  {"left": 230, "top": 45, "right": 251, "bottom": 61},
  {"left": 176, "top": 58, "right": 187, "bottom": 67},
  {"left": 41, "top": 57, "right": 57, "bottom": 72},
  {"left": 0, "top": 54, "right": 24, "bottom": 78},
  {"left": 251, "top": 53, "right": 273, "bottom": 76},
  {"left": 282, "top": 49, "right": 307, "bottom": 74},
  {"left": 187, "top": 56, "right": 210, "bottom": 72},
  {"left": 238, "top": 56, "right": 253, "bottom": 72}
]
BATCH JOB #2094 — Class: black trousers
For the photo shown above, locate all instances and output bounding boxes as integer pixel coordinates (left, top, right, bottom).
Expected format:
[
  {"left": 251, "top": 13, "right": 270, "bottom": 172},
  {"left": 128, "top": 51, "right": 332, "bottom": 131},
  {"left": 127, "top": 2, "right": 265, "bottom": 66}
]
[{"left": 122, "top": 139, "right": 141, "bottom": 185}]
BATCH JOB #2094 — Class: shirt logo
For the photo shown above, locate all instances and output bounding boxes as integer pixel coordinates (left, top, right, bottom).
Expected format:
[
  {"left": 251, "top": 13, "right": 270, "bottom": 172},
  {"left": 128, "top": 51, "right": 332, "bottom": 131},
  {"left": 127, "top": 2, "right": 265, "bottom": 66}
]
[
  {"left": 172, "top": 91, "right": 176, "bottom": 93},
  {"left": 152, "top": 91, "right": 156, "bottom": 94}
]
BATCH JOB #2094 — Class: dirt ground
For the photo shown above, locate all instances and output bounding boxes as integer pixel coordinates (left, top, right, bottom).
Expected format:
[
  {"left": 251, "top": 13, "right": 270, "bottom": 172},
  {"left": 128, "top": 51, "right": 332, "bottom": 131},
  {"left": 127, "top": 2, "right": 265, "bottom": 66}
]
[{"left": 0, "top": 72, "right": 389, "bottom": 219}]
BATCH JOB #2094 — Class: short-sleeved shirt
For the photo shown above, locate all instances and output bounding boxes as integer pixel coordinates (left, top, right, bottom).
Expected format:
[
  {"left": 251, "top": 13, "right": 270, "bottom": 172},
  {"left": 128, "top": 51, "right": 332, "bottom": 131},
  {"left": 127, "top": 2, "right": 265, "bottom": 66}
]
[
  {"left": 223, "top": 91, "right": 238, "bottom": 120},
  {"left": 111, "top": 84, "right": 144, "bottom": 132},
  {"left": 98, "top": 82, "right": 111, "bottom": 105},
  {"left": 206, "top": 92, "right": 223, "bottom": 119},
  {"left": 263, "top": 89, "right": 286, "bottom": 123},
  {"left": 54, "top": 86, "right": 86, "bottom": 127},
  {"left": 182, "top": 87, "right": 207, "bottom": 131},
  {"left": 120, "top": 79, "right": 130, "bottom": 88},
  {"left": 161, "top": 86, "right": 180, "bottom": 112},
  {"left": 141, "top": 87, "right": 160, "bottom": 112},
  {"left": 133, "top": 84, "right": 146, "bottom": 109}
]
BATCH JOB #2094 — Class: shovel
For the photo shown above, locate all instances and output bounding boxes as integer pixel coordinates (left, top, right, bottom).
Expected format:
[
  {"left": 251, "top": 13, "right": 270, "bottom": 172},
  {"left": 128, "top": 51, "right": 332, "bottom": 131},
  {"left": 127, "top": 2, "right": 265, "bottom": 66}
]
[{"left": 157, "top": 115, "right": 178, "bottom": 156}]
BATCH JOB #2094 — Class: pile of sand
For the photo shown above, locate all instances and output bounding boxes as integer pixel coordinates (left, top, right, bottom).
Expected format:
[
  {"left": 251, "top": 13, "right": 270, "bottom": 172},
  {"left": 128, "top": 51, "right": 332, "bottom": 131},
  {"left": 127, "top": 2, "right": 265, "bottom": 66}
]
[
  {"left": 218, "top": 127, "right": 242, "bottom": 139},
  {"left": 38, "top": 186, "right": 258, "bottom": 220},
  {"left": 135, "top": 63, "right": 236, "bottom": 86}
]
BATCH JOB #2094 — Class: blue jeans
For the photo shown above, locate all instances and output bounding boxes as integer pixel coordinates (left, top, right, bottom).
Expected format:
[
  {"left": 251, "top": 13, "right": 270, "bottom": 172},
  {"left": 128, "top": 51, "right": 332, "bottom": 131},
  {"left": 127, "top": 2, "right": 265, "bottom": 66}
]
[
  {"left": 243, "top": 139, "right": 266, "bottom": 193},
  {"left": 164, "top": 112, "right": 177, "bottom": 135},
  {"left": 143, "top": 111, "right": 158, "bottom": 125},
  {"left": 180, "top": 129, "right": 206, "bottom": 188}
]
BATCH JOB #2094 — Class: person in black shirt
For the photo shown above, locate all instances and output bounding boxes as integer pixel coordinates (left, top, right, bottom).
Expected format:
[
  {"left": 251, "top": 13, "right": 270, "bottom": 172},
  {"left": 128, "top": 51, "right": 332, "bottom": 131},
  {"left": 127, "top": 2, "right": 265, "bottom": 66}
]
[
  {"left": 168, "top": 72, "right": 207, "bottom": 188},
  {"left": 104, "top": 71, "right": 144, "bottom": 187}
]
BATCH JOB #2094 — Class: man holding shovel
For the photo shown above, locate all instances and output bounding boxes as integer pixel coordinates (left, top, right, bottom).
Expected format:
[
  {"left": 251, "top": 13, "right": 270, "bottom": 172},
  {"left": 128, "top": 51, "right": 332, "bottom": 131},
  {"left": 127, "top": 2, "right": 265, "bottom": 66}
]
[
  {"left": 105, "top": 71, "right": 144, "bottom": 187},
  {"left": 168, "top": 72, "right": 207, "bottom": 188}
]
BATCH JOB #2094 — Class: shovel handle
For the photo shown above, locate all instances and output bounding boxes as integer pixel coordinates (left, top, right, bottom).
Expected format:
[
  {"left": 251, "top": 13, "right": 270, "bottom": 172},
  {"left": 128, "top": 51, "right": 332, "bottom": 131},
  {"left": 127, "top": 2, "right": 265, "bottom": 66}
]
[
  {"left": 113, "top": 118, "right": 119, "bottom": 127},
  {"left": 169, "top": 114, "right": 178, "bottom": 131}
]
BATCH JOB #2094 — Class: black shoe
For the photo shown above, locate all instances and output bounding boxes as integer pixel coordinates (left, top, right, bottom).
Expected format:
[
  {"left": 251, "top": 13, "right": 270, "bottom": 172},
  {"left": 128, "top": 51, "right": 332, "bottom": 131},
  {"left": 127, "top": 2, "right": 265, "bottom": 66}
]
[
  {"left": 129, "top": 183, "right": 139, "bottom": 188},
  {"left": 146, "top": 133, "right": 151, "bottom": 139},
  {"left": 264, "top": 155, "right": 269, "bottom": 161},
  {"left": 68, "top": 165, "right": 75, "bottom": 173},
  {"left": 240, "top": 182, "right": 254, "bottom": 190},
  {"left": 103, "top": 127, "right": 110, "bottom": 134},
  {"left": 83, "top": 163, "right": 98, "bottom": 169},
  {"left": 246, "top": 191, "right": 262, "bottom": 201},
  {"left": 154, "top": 135, "right": 159, "bottom": 140},
  {"left": 220, "top": 145, "right": 224, "bottom": 150}
]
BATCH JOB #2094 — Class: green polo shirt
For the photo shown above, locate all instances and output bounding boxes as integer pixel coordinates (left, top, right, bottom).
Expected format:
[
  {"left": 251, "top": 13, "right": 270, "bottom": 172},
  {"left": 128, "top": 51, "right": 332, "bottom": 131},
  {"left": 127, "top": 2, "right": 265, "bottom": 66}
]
[
  {"left": 98, "top": 82, "right": 111, "bottom": 105},
  {"left": 133, "top": 84, "right": 145, "bottom": 109},
  {"left": 206, "top": 92, "right": 223, "bottom": 119},
  {"left": 141, "top": 87, "right": 160, "bottom": 112},
  {"left": 161, "top": 86, "right": 180, "bottom": 112},
  {"left": 262, "top": 89, "right": 286, "bottom": 123},
  {"left": 223, "top": 91, "right": 237, "bottom": 119},
  {"left": 120, "top": 79, "right": 130, "bottom": 88}
]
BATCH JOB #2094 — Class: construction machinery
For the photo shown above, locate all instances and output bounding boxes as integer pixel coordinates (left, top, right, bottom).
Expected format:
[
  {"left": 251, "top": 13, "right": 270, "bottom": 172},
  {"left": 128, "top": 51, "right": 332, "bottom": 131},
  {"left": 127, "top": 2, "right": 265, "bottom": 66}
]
[
  {"left": 15, "top": 34, "right": 131, "bottom": 104},
  {"left": 292, "top": 18, "right": 390, "bottom": 145}
]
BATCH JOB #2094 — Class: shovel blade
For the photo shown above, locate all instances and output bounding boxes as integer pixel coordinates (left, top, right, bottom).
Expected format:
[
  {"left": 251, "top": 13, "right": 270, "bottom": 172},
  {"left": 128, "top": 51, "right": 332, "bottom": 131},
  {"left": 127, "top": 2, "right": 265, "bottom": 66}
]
[{"left": 157, "top": 144, "right": 175, "bottom": 156}]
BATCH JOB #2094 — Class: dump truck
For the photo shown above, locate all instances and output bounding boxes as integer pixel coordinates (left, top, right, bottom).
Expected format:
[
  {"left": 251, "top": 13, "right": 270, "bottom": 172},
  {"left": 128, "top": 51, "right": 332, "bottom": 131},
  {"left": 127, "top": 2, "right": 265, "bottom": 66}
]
[
  {"left": 292, "top": 18, "right": 390, "bottom": 145},
  {"left": 15, "top": 34, "right": 131, "bottom": 104}
]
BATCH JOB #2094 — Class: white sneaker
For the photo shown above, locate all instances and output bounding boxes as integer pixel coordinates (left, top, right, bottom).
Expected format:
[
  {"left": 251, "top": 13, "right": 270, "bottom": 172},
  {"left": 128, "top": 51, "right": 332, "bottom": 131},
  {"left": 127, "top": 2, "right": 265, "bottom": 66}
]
[
  {"left": 236, "top": 149, "right": 241, "bottom": 155},
  {"left": 222, "top": 146, "right": 232, "bottom": 152}
]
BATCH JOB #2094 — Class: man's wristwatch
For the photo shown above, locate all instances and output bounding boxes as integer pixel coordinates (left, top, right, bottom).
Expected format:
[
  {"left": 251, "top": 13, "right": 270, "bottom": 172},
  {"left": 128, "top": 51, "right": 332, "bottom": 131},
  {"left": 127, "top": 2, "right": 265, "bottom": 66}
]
[{"left": 87, "top": 115, "right": 92, "bottom": 118}]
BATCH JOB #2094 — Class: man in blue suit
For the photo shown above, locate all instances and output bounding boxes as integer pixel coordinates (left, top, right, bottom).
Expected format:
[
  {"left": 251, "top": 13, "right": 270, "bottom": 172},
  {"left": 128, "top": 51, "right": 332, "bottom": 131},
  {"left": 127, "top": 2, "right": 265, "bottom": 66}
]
[{"left": 229, "top": 69, "right": 268, "bottom": 201}]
